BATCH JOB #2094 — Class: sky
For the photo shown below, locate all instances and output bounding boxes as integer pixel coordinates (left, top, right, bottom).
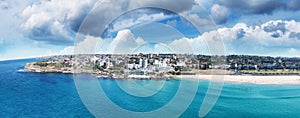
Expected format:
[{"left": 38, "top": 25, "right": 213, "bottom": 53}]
[{"left": 1, "top": 0, "right": 300, "bottom": 60}]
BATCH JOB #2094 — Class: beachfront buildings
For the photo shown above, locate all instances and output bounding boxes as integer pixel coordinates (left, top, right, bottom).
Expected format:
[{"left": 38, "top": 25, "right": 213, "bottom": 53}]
[{"left": 39, "top": 54, "right": 300, "bottom": 76}]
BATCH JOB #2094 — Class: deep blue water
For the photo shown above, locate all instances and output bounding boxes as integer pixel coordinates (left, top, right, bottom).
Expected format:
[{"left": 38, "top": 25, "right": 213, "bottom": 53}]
[{"left": 1, "top": 59, "right": 300, "bottom": 117}]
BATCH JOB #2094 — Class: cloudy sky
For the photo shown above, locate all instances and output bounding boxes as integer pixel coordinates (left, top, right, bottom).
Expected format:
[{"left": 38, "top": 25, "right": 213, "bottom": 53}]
[{"left": 1, "top": 0, "right": 300, "bottom": 60}]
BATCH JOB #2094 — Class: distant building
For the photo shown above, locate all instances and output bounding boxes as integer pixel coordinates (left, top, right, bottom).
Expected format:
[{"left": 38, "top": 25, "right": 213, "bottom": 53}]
[{"left": 142, "top": 59, "right": 148, "bottom": 68}]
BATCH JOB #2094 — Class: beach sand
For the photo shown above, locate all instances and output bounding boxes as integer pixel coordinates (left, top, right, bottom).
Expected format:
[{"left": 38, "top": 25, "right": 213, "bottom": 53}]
[{"left": 174, "top": 75, "right": 300, "bottom": 84}]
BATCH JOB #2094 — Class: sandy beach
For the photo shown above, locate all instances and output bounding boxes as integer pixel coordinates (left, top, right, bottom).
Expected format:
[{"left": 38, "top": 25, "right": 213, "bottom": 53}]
[{"left": 174, "top": 75, "right": 300, "bottom": 84}]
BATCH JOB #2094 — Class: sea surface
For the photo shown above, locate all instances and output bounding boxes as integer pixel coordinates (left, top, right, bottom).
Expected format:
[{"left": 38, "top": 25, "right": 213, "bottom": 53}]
[{"left": 1, "top": 59, "right": 300, "bottom": 117}]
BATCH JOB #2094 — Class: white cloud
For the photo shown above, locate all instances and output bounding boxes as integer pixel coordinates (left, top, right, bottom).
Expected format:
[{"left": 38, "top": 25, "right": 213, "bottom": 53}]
[
  {"left": 110, "top": 12, "right": 171, "bottom": 32},
  {"left": 168, "top": 38, "right": 195, "bottom": 53},
  {"left": 109, "top": 29, "right": 144, "bottom": 54},
  {"left": 20, "top": 0, "right": 195, "bottom": 44},
  {"left": 285, "top": 20, "right": 300, "bottom": 32},
  {"left": 182, "top": 13, "right": 214, "bottom": 27},
  {"left": 136, "top": 37, "right": 146, "bottom": 45},
  {"left": 61, "top": 29, "right": 145, "bottom": 54},
  {"left": 84, "top": 0, "right": 195, "bottom": 36},
  {"left": 210, "top": 4, "right": 229, "bottom": 24},
  {"left": 60, "top": 46, "right": 74, "bottom": 55},
  {"left": 0, "top": 1, "right": 9, "bottom": 10},
  {"left": 167, "top": 20, "right": 300, "bottom": 56},
  {"left": 21, "top": 0, "right": 97, "bottom": 44},
  {"left": 289, "top": 48, "right": 297, "bottom": 53},
  {"left": 61, "top": 34, "right": 111, "bottom": 55}
]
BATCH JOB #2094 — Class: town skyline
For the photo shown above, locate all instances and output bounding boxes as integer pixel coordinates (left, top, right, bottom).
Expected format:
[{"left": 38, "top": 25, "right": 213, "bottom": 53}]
[{"left": 23, "top": 53, "right": 300, "bottom": 79}]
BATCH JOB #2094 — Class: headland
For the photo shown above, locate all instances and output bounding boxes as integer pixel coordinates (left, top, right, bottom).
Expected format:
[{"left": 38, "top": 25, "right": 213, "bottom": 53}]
[{"left": 23, "top": 54, "right": 300, "bottom": 84}]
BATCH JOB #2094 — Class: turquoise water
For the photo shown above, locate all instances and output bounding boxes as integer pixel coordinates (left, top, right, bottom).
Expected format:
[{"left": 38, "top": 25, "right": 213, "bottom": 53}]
[{"left": 1, "top": 59, "right": 300, "bottom": 117}]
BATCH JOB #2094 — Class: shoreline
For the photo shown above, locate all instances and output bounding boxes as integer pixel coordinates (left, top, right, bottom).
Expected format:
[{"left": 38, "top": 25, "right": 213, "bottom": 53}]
[
  {"left": 22, "top": 62, "right": 300, "bottom": 85},
  {"left": 20, "top": 69, "right": 300, "bottom": 84},
  {"left": 173, "top": 75, "right": 300, "bottom": 85}
]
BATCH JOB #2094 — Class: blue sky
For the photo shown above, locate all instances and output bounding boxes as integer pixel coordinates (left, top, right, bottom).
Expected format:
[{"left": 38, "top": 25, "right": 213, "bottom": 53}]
[{"left": 0, "top": 0, "right": 300, "bottom": 60}]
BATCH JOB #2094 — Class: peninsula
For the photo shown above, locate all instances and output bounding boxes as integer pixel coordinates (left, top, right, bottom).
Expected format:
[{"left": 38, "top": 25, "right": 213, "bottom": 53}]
[{"left": 23, "top": 54, "right": 300, "bottom": 83}]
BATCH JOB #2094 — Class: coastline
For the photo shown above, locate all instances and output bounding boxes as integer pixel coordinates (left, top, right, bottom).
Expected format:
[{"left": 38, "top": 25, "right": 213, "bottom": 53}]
[
  {"left": 23, "top": 62, "right": 300, "bottom": 84},
  {"left": 174, "top": 75, "right": 300, "bottom": 85},
  {"left": 21, "top": 68, "right": 300, "bottom": 85}
]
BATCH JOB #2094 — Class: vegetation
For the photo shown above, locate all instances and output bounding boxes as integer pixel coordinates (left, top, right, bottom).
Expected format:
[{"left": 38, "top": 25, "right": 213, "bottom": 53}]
[
  {"left": 95, "top": 65, "right": 104, "bottom": 71},
  {"left": 33, "top": 62, "right": 70, "bottom": 69},
  {"left": 33, "top": 62, "right": 49, "bottom": 67},
  {"left": 81, "top": 66, "right": 93, "bottom": 70}
]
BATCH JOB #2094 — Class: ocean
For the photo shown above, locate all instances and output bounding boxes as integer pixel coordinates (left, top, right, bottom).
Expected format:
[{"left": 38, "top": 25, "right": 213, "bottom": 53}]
[{"left": 1, "top": 59, "right": 300, "bottom": 117}]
